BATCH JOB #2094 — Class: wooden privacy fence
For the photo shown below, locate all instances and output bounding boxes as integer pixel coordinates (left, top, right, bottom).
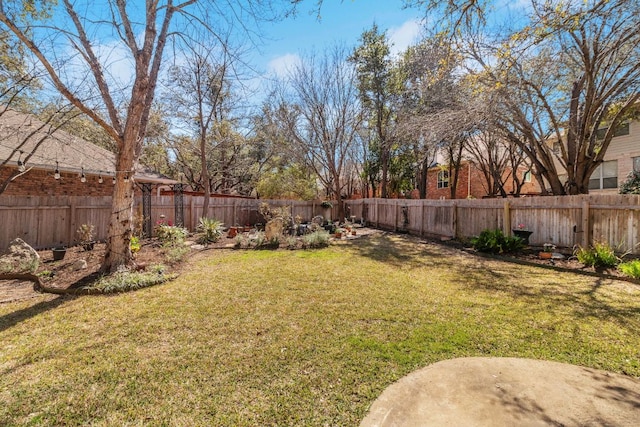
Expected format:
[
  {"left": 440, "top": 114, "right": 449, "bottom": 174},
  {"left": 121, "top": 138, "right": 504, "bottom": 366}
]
[
  {"left": 2, "top": 194, "right": 639, "bottom": 253},
  {"left": 346, "top": 195, "right": 640, "bottom": 254},
  {"left": 0, "top": 195, "right": 336, "bottom": 249}
]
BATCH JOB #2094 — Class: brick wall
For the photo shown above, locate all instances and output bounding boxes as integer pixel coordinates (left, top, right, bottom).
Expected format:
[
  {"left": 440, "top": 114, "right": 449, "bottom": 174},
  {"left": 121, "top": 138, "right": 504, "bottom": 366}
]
[
  {"left": 1, "top": 166, "right": 116, "bottom": 197},
  {"left": 425, "top": 163, "right": 489, "bottom": 199},
  {"left": 423, "top": 163, "right": 542, "bottom": 199}
]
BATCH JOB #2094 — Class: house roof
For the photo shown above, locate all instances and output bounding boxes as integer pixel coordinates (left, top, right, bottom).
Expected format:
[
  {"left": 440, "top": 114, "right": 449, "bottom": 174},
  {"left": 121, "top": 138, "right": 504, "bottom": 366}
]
[{"left": 0, "top": 109, "right": 178, "bottom": 185}]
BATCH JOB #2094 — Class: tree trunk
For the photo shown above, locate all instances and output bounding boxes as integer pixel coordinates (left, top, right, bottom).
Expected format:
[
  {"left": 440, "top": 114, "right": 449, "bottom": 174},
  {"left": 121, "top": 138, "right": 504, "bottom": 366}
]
[
  {"left": 418, "top": 160, "right": 429, "bottom": 199},
  {"left": 201, "top": 134, "right": 210, "bottom": 219},
  {"left": 381, "top": 150, "right": 389, "bottom": 198},
  {"left": 101, "top": 153, "right": 135, "bottom": 273}
]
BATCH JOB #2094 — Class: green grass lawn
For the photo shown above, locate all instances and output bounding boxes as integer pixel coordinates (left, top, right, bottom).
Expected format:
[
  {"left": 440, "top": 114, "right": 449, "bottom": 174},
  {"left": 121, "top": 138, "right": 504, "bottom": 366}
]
[{"left": 1, "top": 233, "right": 639, "bottom": 426}]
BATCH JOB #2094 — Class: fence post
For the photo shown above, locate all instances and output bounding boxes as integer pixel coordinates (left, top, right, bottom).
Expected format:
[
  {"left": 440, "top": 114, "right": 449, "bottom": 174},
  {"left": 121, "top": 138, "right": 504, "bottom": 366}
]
[
  {"left": 582, "top": 198, "right": 590, "bottom": 248},
  {"left": 376, "top": 199, "right": 379, "bottom": 228},
  {"left": 394, "top": 201, "right": 398, "bottom": 232},
  {"left": 68, "top": 197, "right": 77, "bottom": 247},
  {"left": 233, "top": 199, "right": 237, "bottom": 226},
  {"left": 452, "top": 201, "right": 458, "bottom": 239},
  {"left": 503, "top": 200, "right": 511, "bottom": 236},
  {"left": 420, "top": 202, "right": 425, "bottom": 237}
]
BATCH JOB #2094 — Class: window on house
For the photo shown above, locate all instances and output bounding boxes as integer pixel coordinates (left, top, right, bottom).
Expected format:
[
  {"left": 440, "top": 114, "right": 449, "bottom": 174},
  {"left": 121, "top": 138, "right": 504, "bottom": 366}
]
[
  {"left": 437, "top": 169, "right": 449, "bottom": 189},
  {"left": 633, "top": 156, "right": 640, "bottom": 172},
  {"left": 596, "top": 123, "right": 630, "bottom": 140},
  {"left": 588, "top": 160, "right": 618, "bottom": 190},
  {"left": 523, "top": 170, "right": 532, "bottom": 183}
]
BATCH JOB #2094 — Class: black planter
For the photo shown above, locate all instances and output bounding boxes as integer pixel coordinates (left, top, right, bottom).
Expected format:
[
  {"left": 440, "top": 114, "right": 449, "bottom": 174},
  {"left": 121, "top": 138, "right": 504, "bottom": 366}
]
[
  {"left": 52, "top": 247, "right": 67, "bottom": 261},
  {"left": 82, "top": 241, "right": 95, "bottom": 251},
  {"left": 512, "top": 229, "right": 533, "bottom": 245}
]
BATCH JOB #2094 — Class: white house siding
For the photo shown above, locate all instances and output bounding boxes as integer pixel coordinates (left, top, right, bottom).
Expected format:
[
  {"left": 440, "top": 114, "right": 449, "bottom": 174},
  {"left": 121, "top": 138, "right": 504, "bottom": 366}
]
[{"left": 587, "top": 121, "right": 640, "bottom": 194}]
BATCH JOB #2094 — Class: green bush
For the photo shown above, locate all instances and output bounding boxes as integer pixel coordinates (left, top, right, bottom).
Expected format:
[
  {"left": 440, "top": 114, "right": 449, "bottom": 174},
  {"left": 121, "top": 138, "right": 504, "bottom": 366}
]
[
  {"left": 575, "top": 242, "right": 619, "bottom": 268},
  {"left": 471, "top": 229, "right": 524, "bottom": 254},
  {"left": 155, "top": 224, "right": 188, "bottom": 244},
  {"left": 130, "top": 236, "right": 141, "bottom": 254},
  {"left": 196, "top": 217, "right": 224, "bottom": 244},
  {"left": 302, "top": 230, "right": 330, "bottom": 248},
  {"left": 618, "top": 260, "right": 640, "bottom": 279},
  {"left": 84, "top": 264, "right": 174, "bottom": 293}
]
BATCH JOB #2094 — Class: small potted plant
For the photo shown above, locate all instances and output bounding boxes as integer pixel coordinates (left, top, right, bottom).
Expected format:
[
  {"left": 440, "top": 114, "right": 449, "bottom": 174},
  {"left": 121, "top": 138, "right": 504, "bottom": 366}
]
[
  {"left": 77, "top": 223, "right": 95, "bottom": 251},
  {"left": 539, "top": 243, "right": 555, "bottom": 259}
]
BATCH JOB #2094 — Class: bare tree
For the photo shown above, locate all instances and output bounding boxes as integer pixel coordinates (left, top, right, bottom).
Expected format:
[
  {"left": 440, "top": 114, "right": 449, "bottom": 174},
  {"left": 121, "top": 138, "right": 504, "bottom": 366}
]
[
  {"left": 165, "top": 43, "right": 234, "bottom": 216},
  {"left": 0, "top": 1, "right": 289, "bottom": 272},
  {"left": 464, "top": 0, "right": 640, "bottom": 195},
  {"left": 269, "top": 46, "right": 363, "bottom": 219}
]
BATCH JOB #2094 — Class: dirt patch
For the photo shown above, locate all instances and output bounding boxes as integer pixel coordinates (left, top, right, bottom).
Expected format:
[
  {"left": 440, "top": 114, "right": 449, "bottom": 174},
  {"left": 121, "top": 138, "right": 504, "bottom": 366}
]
[{"left": 0, "top": 240, "right": 170, "bottom": 303}]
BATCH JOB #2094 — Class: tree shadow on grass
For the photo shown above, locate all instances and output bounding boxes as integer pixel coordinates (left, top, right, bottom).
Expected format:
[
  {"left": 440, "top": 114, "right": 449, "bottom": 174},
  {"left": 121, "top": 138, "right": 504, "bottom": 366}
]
[
  {"left": 0, "top": 295, "right": 72, "bottom": 334},
  {"left": 450, "top": 255, "right": 640, "bottom": 334},
  {"left": 347, "top": 233, "right": 450, "bottom": 269}
]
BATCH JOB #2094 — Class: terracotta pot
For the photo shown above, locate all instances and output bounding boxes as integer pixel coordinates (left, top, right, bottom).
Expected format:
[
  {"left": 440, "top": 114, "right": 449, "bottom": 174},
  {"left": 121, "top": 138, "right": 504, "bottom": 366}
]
[
  {"left": 334, "top": 232, "right": 342, "bottom": 239},
  {"left": 539, "top": 251, "right": 552, "bottom": 259}
]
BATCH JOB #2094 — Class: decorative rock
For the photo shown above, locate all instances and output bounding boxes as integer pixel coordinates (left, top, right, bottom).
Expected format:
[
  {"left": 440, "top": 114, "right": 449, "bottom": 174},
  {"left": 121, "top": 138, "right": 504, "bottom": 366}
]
[
  {"left": 191, "top": 244, "right": 205, "bottom": 250},
  {"left": 72, "top": 259, "right": 88, "bottom": 271},
  {"left": 551, "top": 252, "right": 565, "bottom": 260},
  {"left": 0, "top": 238, "right": 40, "bottom": 273},
  {"left": 265, "top": 218, "right": 284, "bottom": 240}
]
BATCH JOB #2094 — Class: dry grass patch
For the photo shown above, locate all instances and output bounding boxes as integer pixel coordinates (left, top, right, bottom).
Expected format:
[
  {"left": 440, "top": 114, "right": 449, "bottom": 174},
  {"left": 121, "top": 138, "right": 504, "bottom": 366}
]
[{"left": 1, "top": 233, "right": 639, "bottom": 425}]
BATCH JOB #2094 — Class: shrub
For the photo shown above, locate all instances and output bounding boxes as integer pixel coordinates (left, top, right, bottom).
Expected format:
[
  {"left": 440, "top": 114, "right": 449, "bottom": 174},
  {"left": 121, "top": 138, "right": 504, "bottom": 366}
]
[
  {"left": 234, "top": 234, "right": 249, "bottom": 249},
  {"left": 259, "top": 202, "right": 292, "bottom": 225},
  {"left": 575, "top": 242, "right": 619, "bottom": 268},
  {"left": 162, "top": 241, "right": 189, "bottom": 264},
  {"left": 285, "top": 236, "right": 299, "bottom": 249},
  {"left": 196, "top": 217, "right": 224, "bottom": 244},
  {"left": 76, "top": 224, "right": 94, "bottom": 244},
  {"left": 618, "top": 260, "right": 640, "bottom": 279},
  {"left": 130, "top": 236, "right": 141, "bottom": 254},
  {"left": 155, "top": 224, "right": 188, "bottom": 244},
  {"left": 471, "top": 229, "right": 524, "bottom": 254},
  {"left": 84, "top": 264, "right": 173, "bottom": 293},
  {"left": 302, "top": 230, "right": 330, "bottom": 248}
]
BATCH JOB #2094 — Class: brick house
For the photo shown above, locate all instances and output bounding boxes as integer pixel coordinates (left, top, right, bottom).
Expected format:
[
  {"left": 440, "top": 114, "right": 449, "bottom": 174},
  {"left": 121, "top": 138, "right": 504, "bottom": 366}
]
[
  {"left": 0, "top": 109, "right": 177, "bottom": 196},
  {"left": 554, "top": 120, "right": 640, "bottom": 193}
]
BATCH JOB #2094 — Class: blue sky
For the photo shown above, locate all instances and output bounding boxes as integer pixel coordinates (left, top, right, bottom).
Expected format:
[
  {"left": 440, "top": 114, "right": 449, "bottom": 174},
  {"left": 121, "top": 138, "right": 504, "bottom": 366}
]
[{"left": 257, "top": 1, "right": 425, "bottom": 78}]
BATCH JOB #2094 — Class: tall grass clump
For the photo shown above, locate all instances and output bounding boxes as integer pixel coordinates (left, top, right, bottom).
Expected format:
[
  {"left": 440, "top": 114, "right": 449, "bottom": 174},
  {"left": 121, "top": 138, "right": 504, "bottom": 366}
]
[
  {"left": 302, "top": 230, "right": 330, "bottom": 248},
  {"left": 196, "top": 217, "right": 224, "bottom": 244},
  {"left": 575, "top": 242, "right": 619, "bottom": 268},
  {"left": 84, "top": 264, "right": 174, "bottom": 293},
  {"left": 618, "top": 259, "right": 640, "bottom": 279}
]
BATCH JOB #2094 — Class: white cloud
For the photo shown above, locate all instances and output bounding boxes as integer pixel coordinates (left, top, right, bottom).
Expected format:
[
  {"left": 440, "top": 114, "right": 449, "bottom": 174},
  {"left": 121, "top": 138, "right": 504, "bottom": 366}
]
[
  {"left": 267, "top": 53, "right": 302, "bottom": 78},
  {"left": 388, "top": 19, "right": 422, "bottom": 56}
]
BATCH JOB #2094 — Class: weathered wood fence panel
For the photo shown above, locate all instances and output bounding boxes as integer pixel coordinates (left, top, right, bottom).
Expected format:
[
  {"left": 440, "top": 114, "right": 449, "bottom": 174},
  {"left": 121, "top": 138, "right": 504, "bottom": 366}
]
[
  {"left": 3, "top": 194, "right": 639, "bottom": 253},
  {"left": 346, "top": 195, "right": 640, "bottom": 254},
  {"left": 0, "top": 196, "right": 335, "bottom": 249}
]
